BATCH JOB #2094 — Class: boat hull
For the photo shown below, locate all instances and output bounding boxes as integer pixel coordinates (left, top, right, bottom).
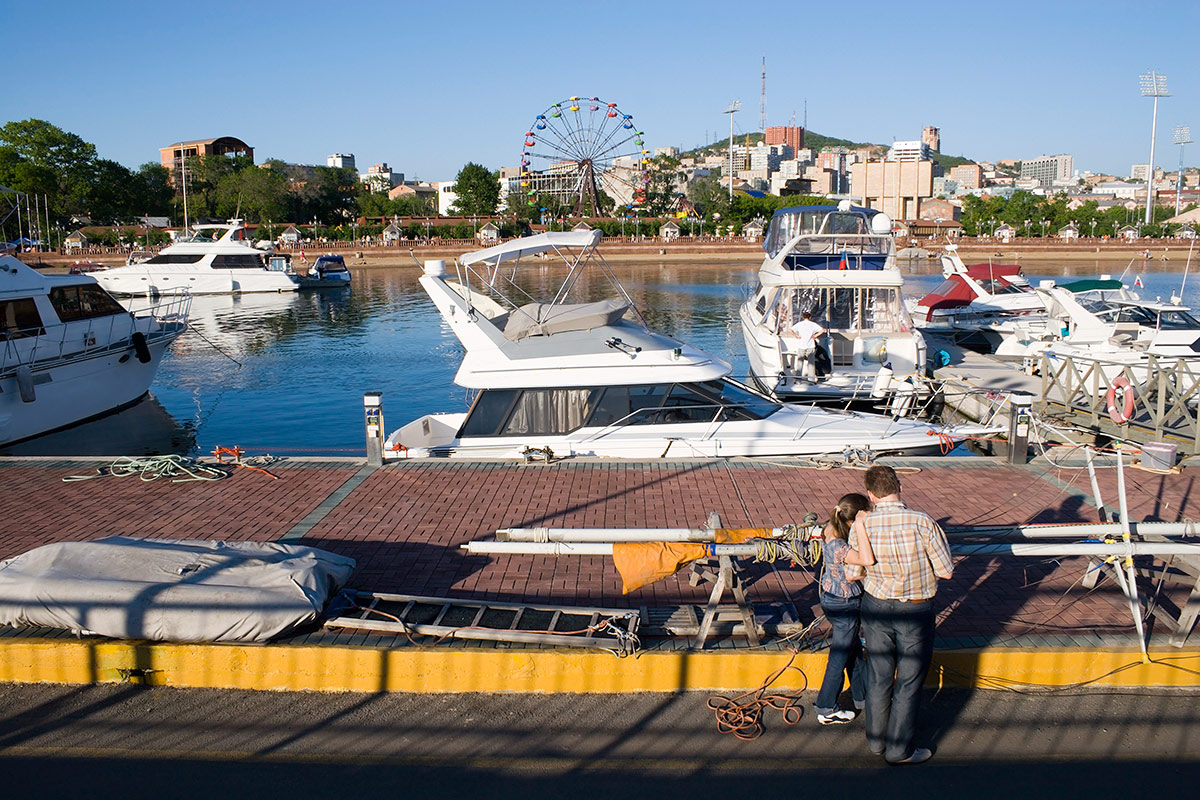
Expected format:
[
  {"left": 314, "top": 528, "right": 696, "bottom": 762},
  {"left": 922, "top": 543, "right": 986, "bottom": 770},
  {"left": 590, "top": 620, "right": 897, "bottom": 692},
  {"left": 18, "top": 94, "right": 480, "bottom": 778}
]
[
  {"left": 95, "top": 267, "right": 297, "bottom": 296},
  {"left": 0, "top": 339, "right": 174, "bottom": 446}
]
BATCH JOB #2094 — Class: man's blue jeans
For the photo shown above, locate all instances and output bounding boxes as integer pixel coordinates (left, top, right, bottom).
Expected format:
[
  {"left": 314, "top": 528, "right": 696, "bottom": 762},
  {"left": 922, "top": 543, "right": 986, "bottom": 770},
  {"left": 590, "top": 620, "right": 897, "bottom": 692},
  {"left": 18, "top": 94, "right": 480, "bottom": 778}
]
[
  {"left": 814, "top": 592, "right": 865, "bottom": 714},
  {"left": 860, "top": 593, "right": 935, "bottom": 761}
]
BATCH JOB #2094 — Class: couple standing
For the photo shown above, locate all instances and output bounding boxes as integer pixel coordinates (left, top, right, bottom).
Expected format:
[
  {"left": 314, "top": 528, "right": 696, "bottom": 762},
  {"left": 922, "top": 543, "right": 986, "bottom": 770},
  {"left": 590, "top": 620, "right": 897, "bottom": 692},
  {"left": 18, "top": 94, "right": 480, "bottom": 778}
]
[{"left": 814, "top": 465, "right": 954, "bottom": 766}]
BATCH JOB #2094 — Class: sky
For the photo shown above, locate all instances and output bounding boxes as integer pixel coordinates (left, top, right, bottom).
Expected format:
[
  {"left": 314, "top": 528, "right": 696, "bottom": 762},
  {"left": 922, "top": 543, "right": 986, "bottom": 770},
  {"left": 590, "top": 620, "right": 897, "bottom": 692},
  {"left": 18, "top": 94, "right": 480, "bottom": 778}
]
[{"left": 5, "top": 0, "right": 1198, "bottom": 182}]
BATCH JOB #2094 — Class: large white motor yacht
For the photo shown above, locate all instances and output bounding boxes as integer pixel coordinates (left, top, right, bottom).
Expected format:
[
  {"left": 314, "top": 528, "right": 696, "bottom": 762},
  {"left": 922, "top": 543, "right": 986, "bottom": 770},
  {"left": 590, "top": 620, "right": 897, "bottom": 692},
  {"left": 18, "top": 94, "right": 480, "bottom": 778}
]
[
  {"left": 92, "top": 220, "right": 297, "bottom": 296},
  {"left": 739, "top": 202, "right": 930, "bottom": 412},
  {"left": 382, "top": 230, "right": 988, "bottom": 461},
  {"left": 0, "top": 255, "right": 190, "bottom": 445}
]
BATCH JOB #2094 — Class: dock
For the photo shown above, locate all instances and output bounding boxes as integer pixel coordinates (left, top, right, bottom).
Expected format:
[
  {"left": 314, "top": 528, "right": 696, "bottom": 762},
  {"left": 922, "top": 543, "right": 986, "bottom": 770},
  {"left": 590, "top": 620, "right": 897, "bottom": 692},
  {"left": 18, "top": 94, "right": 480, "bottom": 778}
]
[{"left": 1, "top": 453, "right": 1198, "bottom": 693}]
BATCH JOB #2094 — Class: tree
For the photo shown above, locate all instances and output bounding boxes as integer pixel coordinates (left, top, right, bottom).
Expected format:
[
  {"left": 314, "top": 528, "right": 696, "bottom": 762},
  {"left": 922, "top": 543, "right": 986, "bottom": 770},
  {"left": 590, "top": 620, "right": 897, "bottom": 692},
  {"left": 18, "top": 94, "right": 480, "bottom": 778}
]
[{"left": 450, "top": 162, "right": 500, "bottom": 216}]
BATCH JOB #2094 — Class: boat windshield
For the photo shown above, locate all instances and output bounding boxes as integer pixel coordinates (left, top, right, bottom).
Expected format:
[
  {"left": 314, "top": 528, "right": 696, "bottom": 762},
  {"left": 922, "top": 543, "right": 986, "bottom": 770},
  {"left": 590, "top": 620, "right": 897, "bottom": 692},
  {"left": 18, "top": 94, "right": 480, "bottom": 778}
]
[
  {"left": 457, "top": 379, "right": 781, "bottom": 438},
  {"left": 1089, "top": 303, "right": 1200, "bottom": 329}
]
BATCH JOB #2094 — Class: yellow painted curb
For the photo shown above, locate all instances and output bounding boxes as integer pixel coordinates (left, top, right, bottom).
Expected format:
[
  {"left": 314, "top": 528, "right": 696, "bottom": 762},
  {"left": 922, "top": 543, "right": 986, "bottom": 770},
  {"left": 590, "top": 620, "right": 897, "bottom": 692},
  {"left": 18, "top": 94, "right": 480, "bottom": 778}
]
[{"left": 1, "top": 638, "right": 1198, "bottom": 692}]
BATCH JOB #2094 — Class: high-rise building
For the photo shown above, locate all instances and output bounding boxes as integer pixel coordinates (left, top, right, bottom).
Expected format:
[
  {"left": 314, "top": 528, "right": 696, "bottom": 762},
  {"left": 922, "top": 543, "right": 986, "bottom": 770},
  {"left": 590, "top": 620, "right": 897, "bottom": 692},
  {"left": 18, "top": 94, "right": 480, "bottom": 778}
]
[
  {"left": 765, "top": 126, "right": 804, "bottom": 152},
  {"left": 1020, "top": 154, "right": 1074, "bottom": 185},
  {"left": 922, "top": 126, "right": 940, "bottom": 152},
  {"left": 949, "top": 163, "right": 983, "bottom": 189},
  {"left": 327, "top": 153, "right": 356, "bottom": 170}
]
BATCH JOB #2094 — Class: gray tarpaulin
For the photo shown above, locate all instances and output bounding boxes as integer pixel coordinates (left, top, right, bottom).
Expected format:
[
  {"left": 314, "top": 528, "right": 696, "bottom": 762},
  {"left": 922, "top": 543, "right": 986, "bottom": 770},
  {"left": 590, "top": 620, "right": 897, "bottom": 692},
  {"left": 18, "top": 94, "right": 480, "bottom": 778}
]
[{"left": 0, "top": 537, "right": 356, "bottom": 643}]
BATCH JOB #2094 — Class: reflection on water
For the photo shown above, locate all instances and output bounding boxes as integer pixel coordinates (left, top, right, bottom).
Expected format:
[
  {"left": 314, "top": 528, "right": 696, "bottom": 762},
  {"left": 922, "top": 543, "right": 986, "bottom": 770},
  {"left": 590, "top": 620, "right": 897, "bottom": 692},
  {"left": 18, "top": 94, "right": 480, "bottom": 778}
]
[{"left": 9, "top": 258, "right": 1200, "bottom": 457}]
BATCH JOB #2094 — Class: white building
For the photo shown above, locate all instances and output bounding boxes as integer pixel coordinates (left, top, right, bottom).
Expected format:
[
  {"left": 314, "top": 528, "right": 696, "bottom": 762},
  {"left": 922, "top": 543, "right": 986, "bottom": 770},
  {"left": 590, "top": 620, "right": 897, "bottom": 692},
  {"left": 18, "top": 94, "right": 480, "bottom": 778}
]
[
  {"left": 361, "top": 163, "right": 403, "bottom": 193},
  {"left": 327, "top": 153, "right": 356, "bottom": 170},
  {"left": 887, "top": 140, "right": 932, "bottom": 162},
  {"left": 653, "top": 146, "right": 680, "bottom": 158},
  {"left": 435, "top": 181, "right": 458, "bottom": 216}
]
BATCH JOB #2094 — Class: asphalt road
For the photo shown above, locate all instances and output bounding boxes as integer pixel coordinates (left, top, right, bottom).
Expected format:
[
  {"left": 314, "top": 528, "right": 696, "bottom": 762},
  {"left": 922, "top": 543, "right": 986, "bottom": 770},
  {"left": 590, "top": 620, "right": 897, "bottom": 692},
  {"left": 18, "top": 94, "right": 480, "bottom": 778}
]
[{"left": 1, "top": 683, "right": 1198, "bottom": 799}]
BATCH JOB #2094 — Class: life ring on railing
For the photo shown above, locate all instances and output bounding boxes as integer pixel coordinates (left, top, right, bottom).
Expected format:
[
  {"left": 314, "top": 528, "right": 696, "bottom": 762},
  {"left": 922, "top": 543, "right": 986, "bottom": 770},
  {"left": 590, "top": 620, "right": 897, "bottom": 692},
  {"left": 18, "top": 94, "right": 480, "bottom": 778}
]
[{"left": 1106, "top": 377, "right": 1135, "bottom": 424}]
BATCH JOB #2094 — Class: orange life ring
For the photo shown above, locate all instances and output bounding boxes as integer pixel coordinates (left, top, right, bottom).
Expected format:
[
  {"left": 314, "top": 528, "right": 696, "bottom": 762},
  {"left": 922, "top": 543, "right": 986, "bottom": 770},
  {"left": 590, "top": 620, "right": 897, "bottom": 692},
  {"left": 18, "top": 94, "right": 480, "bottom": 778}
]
[{"left": 1106, "top": 377, "right": 1135, "bottom": 424}]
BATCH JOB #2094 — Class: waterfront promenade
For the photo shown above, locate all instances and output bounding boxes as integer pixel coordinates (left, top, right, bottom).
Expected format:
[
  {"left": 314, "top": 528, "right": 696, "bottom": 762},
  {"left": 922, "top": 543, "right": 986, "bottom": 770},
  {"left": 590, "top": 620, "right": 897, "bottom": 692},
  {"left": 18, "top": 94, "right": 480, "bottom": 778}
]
[{"left": 1, "top": 453, "right": 1197, "bottom": 693}]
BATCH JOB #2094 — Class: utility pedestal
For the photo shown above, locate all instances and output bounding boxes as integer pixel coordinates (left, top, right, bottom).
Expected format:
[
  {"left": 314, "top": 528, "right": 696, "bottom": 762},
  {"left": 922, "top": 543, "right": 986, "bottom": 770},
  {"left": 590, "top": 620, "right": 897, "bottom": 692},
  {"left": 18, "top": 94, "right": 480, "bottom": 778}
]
[
  {"left": 1006, "top": 392, "right": 1034, "bottom": 465},
  {"left": 364, "top": 392, "right": 385, "bottom": 467}
]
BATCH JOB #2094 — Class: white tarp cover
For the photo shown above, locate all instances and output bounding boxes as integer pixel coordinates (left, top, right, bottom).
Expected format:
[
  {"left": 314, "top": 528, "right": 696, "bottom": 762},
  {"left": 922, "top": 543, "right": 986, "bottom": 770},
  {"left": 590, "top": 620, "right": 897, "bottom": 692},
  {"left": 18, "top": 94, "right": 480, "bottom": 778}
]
[
  {"left": 502, "top": 299, "right": 629, "bottom": 340},
  {"left": 0, "top": 537, "right": 356, "bottom": 643}
]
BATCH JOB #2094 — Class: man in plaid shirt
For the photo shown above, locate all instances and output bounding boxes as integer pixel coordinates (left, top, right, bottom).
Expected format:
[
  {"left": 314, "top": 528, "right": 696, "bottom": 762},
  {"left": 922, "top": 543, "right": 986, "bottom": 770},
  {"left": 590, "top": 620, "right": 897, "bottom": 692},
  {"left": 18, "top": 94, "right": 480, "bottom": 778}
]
[{"left": 856, "top": 465, "right": 953, "bottom": 765}]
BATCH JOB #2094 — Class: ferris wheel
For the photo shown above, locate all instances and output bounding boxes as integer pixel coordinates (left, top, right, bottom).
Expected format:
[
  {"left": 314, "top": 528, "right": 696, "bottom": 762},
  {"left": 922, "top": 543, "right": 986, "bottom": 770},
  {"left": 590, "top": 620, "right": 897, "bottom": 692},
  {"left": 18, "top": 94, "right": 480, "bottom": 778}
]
[{"left": 519, "top": 96, "right": 650, "bottom": 215}]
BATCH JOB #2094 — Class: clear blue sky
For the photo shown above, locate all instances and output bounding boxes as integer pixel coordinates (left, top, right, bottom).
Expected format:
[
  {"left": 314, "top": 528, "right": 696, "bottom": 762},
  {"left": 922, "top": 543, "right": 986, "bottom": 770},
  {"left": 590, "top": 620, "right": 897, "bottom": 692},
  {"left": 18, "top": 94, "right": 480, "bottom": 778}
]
[{"left": 6, "top": 0, "right": 1197, "bottom": 181}]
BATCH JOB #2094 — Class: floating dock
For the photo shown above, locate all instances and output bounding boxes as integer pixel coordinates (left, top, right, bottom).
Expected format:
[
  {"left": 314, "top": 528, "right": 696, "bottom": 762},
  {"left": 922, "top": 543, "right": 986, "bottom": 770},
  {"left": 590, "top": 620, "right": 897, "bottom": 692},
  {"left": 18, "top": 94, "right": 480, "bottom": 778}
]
[{"left": 1, "top": 454, "right": 1197, "bottom": 692}]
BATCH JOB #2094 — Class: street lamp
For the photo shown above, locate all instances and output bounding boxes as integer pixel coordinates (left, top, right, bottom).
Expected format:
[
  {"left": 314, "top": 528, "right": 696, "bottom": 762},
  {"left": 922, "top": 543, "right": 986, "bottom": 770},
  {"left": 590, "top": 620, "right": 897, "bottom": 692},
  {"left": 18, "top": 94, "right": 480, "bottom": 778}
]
[
  {"left": 1041, "top": 219, "right": 1048, "bottom": 238},
  {"left": 1091, "top": 219, "right": 1097, "bottom": 238},
  {"left": 934, "top": 217, "right": 944, "bottom": 240},
  {"left": 1140, "top": 70, "right": 1169, "bottom": 225},
  {"left": 1024, "top": 218, "right": 1031, "bottom": 237},
  {"left": 724, "top": 101, "right": 741, "bottom": 203},
  {"left": 1174, "top": 124, "right": 1192, "bottom": 217}
]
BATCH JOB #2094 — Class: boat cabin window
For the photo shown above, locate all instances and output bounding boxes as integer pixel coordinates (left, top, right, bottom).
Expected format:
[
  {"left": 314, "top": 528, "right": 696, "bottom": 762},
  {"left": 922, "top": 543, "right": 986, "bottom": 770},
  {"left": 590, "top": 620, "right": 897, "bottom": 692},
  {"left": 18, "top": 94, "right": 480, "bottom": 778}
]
[
  {"left": 212, "top": 254, "right": 266, "bottom": 269},
  {"left": 145, "top": 253, "right": 204, "bottom": 265},
  {"left": 822, "top": 213, "right": 868, "bottom": 235},
  {"left": 780, "top": 287, "right": 912, "bottom": 334},
  {"left": 458, "top": 381, "right": 780, "bottom": 437},
  {"left": 49, "top": 285, "right": 127, "bottom": 322},
  {"left": 1157, "top": 309, "right": 1200, "bottom": 329},
  {"left": 0, "top": 298, "right": 44, "bottom": 338}
]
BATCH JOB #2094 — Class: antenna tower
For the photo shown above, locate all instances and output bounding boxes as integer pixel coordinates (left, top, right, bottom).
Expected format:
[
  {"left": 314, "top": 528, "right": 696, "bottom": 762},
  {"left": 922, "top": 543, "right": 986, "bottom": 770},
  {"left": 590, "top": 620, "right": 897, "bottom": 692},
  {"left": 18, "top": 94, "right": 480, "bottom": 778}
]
[{"left": 760, "top": 56, "right": 766, "bottom": 132}]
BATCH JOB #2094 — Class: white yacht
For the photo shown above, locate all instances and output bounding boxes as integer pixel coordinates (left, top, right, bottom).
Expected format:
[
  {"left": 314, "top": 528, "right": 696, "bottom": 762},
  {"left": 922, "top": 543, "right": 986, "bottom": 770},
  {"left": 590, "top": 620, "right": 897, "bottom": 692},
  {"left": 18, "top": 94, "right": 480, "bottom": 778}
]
[
  {"left": 1026, "top": 280, "right": 1200, "bottom": 389},
  {"left": 382, "top": 230, "right": 988, "bottom": 461},
  {"left": 739, "top": 202, "right": 930, "bottom": 412},
  {"left": 0, "top": 255, "right": 190, "bottom": 446},
  {"left": 93, "top": 220, "right": 298, "bottom": 296}
]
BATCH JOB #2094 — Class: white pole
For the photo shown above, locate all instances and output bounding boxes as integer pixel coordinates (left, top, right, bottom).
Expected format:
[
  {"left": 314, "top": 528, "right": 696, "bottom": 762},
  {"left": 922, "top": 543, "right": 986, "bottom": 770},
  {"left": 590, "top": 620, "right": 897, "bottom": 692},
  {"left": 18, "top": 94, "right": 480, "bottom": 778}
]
[
  {"left": 1147, "top": 93, "right": 1160, "bottom": 226},
  {"left": 498, "top": 526, "right": 796, "bottom": 543},
  {"left": 463, "top": 540, "right": 1200, "bottom": 558}
]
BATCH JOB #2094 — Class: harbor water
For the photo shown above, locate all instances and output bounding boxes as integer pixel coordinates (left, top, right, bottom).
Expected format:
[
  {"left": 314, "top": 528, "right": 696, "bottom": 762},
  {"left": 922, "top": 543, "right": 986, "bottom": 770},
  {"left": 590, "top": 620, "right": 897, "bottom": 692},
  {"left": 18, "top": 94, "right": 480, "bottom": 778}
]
[{"left": 5, "top": 255, "right": 1200, "bottom": 458}]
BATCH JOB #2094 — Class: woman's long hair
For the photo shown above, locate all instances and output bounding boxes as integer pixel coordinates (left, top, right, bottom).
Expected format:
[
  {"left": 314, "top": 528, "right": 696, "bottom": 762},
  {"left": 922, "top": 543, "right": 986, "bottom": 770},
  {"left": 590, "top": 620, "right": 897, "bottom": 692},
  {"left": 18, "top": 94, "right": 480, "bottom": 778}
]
[{"left": 828, "top": 493, "right": 870, "bottom": 541}]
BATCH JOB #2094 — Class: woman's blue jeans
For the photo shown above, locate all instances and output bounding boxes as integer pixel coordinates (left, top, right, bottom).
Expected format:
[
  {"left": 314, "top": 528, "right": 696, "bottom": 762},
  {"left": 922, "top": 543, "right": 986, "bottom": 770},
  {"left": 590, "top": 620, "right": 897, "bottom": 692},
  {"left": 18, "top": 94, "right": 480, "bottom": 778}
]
[{"left": 815, "top": 591, "right": 866, "bottom": 714}]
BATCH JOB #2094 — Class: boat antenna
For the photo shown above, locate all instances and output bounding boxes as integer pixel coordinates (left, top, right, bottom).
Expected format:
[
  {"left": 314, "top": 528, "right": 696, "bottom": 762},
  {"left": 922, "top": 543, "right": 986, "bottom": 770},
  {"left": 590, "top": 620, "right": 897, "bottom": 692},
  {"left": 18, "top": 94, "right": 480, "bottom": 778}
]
[
  {"left": 181, "top": 152, "right": 189, "bottom": 232},
  {"left": 1175, "top": 238, "right": 1196, "bottom": 304}
]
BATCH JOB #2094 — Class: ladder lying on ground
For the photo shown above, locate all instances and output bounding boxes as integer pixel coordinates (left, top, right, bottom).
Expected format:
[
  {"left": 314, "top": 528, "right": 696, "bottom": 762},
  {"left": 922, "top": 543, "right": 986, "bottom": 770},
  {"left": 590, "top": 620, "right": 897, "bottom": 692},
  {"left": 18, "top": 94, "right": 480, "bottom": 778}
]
[{"left": 324, "top": 591, "right": 642, "bottom": 655}]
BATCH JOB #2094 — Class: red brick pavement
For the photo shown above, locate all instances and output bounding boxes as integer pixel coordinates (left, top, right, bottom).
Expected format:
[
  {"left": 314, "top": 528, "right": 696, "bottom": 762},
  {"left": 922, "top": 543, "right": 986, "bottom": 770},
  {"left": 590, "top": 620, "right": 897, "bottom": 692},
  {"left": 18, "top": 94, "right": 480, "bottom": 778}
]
[{"left": 3, "top": 459, "right": 1194, "bottom": 644}]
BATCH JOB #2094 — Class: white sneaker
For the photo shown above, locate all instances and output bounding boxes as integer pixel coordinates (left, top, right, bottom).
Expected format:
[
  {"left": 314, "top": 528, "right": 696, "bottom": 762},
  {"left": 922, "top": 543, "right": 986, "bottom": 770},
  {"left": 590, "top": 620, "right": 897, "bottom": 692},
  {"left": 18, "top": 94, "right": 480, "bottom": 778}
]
[{"left": 817, "top": 709, "right": 857, "bottom": 725}]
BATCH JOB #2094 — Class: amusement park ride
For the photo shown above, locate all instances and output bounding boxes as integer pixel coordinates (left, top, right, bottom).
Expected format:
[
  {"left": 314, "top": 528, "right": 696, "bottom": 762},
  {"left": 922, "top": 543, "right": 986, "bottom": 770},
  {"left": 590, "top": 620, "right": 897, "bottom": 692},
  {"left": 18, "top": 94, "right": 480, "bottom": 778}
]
[{"left": 519, "top": 96, "right": 652, "bottom": 216}]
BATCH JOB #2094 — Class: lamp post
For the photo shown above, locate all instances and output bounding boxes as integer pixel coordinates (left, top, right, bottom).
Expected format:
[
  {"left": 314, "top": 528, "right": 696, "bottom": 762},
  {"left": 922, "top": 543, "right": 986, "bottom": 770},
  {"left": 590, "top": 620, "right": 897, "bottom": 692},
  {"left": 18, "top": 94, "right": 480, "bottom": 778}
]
[
  {"left": 1091, "top": 219, "right": 1097, "bottom": 238},
  {"left": 1174, "top": 124, "right": 1192, "bottom": 217},
  {"left": 1140, "top": 71, "right": 1169, "bottom": 226},
  {"left": 934, "top": 217, "right": 943, "bottom": 240},
  {"left": 1041, "top": 219, "right": 1048, "bottom": 238},
  {"left": 724, "top": 101, "right": 741, "bottom": 203},
  {"left": 1024, "top": 218, "right": 1031, "bottom": 237}
]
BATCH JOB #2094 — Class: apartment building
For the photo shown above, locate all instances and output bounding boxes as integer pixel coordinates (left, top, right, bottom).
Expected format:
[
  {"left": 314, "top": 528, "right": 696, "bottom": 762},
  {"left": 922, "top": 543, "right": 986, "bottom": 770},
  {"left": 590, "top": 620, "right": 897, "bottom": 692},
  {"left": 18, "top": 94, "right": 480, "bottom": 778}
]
[{"left": 1020, "top": 154, "right": 1073, "bottom": 185}]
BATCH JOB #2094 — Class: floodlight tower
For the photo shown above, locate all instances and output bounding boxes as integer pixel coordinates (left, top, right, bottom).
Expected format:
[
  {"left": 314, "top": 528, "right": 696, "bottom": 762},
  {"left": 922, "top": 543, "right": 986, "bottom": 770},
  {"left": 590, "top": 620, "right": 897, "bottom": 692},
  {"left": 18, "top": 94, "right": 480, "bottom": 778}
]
[
  {"left": 1140, "top": 70, "right": 1169, "bottom": 225},
  {"left": 1174, "top": 124, "right": 1192, "bottom": 216},
  {"left": 725, "top": 100, "right": 741, "bottom": 202}
]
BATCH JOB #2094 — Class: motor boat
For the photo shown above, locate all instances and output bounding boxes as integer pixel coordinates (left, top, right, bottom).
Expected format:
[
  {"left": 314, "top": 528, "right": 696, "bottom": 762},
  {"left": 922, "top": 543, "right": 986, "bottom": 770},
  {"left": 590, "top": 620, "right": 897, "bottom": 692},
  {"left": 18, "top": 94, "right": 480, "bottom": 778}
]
[
  {"left": 739, "top": 202, "right": 931, "bottom": 413},
  {"left": 0, "top": 255, "right": 190, "bottom": 446},
  {"left": 382, "top": 230, "right": 989, "bottom": 461},
  {"left": 1024, "top": 279, "right": 1200, "bottom": 390},
  {"left": 910, "top": 245, "right": 1047, "bottom": 354},
  {"left": 295, "top": 254, "right": 352, "bottom": 289},
  {"left": 92, "top": 220, "right": 298, "bottom": 296}
]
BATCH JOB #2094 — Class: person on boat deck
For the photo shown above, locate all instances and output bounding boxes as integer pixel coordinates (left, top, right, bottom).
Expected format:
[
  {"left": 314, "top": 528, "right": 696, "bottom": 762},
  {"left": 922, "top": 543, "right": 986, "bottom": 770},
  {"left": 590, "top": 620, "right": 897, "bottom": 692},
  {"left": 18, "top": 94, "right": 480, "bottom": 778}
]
[
  {"left": 814, "top": 493, "right": 876, "bottom": 726},
  {"left": 789, "top": 310, "right": 826, "bottom": 377}
]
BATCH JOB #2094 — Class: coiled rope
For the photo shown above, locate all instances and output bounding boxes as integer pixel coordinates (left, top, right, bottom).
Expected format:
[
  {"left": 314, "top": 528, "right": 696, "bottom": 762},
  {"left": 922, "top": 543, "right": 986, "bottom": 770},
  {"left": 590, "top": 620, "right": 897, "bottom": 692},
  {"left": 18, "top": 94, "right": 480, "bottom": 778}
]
[
  {"left": 62, "top": 455, "right": 230, "bottom": 483},
  {"left": 707, "top": 651, "right": 809, "bottom": 740}
]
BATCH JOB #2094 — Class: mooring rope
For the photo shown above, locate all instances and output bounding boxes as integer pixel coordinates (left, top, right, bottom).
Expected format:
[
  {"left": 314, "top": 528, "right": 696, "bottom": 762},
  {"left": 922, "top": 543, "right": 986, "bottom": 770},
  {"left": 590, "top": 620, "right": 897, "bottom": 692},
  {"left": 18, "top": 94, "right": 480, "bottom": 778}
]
[{"left": 62, "top": 455, "right": 230, "bottom": 483}]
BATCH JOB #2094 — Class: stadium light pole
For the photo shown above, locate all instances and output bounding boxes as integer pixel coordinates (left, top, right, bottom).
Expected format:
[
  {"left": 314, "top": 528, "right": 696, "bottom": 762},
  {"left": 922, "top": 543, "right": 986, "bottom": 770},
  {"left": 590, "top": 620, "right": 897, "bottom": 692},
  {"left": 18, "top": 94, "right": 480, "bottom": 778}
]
[
  {"left": 1174, "top": 124, "right": 1192, "bottom": 217},
  {"left": 724, "top": 101, "right": 741, "bottom": 202},
  {"left": 1140, "top": 71, "right": 1169, "bottom": 226}
]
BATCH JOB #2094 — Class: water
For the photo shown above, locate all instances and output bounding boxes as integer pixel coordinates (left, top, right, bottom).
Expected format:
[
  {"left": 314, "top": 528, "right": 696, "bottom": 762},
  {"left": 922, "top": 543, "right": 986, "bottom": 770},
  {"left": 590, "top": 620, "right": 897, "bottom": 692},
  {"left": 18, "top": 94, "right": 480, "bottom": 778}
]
[{"left": 7, "top": 257, "right": 1200, "bottom": 458}]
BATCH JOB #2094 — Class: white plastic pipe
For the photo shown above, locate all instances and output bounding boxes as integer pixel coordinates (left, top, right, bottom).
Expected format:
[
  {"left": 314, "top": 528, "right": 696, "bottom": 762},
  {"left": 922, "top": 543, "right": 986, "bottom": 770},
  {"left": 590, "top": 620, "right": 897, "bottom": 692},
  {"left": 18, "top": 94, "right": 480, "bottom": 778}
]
[
  {"left": 497, "top": 526, "right": 798, "bottom": 543},
  {"left": 462, "top": 540, "right": 1200, "bottom": 558}
]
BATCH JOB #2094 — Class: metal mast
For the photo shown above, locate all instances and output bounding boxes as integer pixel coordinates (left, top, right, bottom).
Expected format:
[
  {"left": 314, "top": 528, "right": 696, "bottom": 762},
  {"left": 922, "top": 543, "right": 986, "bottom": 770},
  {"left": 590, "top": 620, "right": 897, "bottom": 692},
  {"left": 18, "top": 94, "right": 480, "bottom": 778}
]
[
  {"left": 1174, "top": 124, "right": 1192, "bottom": 217},
  {"left": 760, "top": 56, "right": 766, "bottom": 132},
  {"left": 1140, "top": 71, "right": 1169, "bottom": 226},
  {"left": 725, "top": 101, "right": 741, "bottom": 202}
]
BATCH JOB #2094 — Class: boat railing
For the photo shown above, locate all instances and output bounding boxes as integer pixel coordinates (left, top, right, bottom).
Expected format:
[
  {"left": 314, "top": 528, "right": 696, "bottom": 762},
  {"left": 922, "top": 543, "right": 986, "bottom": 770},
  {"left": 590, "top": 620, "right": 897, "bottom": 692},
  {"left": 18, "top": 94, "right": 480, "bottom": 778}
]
[{"left": 0, "top": 291, "right": 191, "bottom": 377}]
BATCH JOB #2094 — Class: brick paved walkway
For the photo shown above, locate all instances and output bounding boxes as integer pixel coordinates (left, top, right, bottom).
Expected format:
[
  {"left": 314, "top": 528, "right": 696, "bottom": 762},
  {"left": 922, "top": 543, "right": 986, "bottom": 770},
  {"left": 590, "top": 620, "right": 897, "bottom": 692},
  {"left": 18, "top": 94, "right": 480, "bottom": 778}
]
[{"left": 1, "top": 456, "right": 1196, "bottom": 648}]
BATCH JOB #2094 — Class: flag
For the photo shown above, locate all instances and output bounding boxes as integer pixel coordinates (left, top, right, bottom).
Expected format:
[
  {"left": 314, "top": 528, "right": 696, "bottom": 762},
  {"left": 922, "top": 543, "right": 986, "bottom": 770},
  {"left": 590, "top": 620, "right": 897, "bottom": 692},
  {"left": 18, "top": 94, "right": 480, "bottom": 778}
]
[
  {"left": 1135, "top": 275, "right": 1144, "bottom": 288},
  {"left": 838, "top": 250, "right": 849, "bottom": 270}
]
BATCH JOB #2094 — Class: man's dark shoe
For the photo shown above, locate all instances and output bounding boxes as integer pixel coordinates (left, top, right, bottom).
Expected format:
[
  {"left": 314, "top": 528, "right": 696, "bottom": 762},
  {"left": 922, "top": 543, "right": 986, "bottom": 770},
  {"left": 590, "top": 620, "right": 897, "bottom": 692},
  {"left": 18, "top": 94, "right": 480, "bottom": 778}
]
[{"left": 887, "top": 747, "right": 932, "bottom": 765}]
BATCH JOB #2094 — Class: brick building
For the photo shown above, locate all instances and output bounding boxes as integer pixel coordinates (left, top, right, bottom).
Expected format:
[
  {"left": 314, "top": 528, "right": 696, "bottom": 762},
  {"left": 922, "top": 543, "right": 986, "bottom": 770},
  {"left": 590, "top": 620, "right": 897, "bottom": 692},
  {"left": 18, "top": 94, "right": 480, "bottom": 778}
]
[{"left": 765, "top": 125, "right": 805, "bottom": 151}]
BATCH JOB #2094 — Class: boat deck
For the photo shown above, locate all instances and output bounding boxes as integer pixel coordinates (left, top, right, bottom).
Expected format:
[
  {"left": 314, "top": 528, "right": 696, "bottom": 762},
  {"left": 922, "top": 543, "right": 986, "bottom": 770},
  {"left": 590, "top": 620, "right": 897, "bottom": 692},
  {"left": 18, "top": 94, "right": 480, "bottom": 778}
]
[{"left": 1, "top": 454, "right": 1197, "bottom": 691}]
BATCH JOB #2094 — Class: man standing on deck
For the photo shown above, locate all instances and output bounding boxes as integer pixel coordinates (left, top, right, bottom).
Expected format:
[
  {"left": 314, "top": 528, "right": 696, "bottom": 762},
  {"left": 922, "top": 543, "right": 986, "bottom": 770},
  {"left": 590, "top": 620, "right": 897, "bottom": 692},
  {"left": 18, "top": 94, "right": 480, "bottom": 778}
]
[
  {"left": 856, "top": 465, "right": 953, "bottom": 765},
  {"left": 789, "top": 310, "right": 825, "bottom": 378}
]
